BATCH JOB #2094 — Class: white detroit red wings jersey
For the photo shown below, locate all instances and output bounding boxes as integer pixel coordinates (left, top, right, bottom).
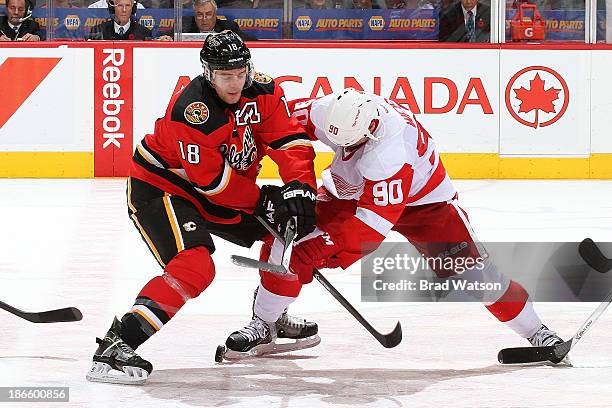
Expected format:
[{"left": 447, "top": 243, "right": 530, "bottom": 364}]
[
  {"left": 288, "top": 93, "right": 456, "bottom": 261},
  {"left": 291, "top": 93, "right": 456, "bottom": 206}
]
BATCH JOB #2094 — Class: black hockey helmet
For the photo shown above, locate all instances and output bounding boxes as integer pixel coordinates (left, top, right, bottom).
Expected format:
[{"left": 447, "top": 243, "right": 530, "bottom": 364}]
[{"left": 200, "top": 30, "right": 254, "bottom": 88}]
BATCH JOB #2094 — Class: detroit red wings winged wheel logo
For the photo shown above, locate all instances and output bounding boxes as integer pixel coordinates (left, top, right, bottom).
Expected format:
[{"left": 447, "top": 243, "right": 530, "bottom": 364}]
[{"left": 505, "top": 66, "right": 569, "bottom": 129}]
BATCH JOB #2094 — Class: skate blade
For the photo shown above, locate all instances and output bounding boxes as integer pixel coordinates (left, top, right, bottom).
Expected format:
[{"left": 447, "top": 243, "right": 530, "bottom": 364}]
[
  {"left": 86, "top": 361, "right": 149, "bottom": 385},
  {"left": 222, "top": 335, "right": 321, "bottom": 361}
]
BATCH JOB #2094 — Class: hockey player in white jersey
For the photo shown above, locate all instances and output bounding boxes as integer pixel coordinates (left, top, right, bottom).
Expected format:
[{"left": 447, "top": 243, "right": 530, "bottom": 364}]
[{"left": 223, "top": 88, "right": 566, "bottom": 360}]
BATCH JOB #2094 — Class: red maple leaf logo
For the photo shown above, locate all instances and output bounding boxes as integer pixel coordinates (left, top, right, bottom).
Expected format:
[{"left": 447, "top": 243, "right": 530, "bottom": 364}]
[{"left": 513, "top": 73, "right": 561, "bottom": 128}]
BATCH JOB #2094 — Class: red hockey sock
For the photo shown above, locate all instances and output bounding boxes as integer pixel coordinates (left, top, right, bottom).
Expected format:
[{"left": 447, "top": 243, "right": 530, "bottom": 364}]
[
  {"left": 485, "top": 280, "right": 542, "bottom": 338},
  {"left": 121, "top": 246, "right": 215, "bottom": 348},
  {"left": 485, "top": 280, "right": 529, "bottom": 322}
]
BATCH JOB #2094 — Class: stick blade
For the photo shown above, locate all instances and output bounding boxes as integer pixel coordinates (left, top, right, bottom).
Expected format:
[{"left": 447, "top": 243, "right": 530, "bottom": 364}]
[
  {"left": 497, "top": 345, "right": 555, "bottom": 364},
  {"left": 36, "top": 307, "right": 83, "bottom": 323},
  {"left": 378, "top": 321, "right": 402, "bottom": 348},
  {"left": 579, "top": 238, "right": 612, "bottom": 273},
  {"left": 231, "top": 255, "right": 289, "bottom": 274}
]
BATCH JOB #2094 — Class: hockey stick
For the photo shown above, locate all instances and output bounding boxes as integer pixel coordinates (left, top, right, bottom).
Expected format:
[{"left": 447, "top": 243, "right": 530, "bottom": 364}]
[
  {"left": 254, "top": 215, "right": 403, "bottom": 348},
  {"left": 498, "top": 238, "right": 612, "bottom": 364},
  {"left": 230, "top": 217, "right": 297, "bottom": 274},
  {"left": 0, "top": 300, "right": 83, "bottom": 323},
  {"left": 231, "top": 255, "right": 289, "bottom": 274},
  {"left": 579, "top": 238, "right": 612, "bottom": 273}
]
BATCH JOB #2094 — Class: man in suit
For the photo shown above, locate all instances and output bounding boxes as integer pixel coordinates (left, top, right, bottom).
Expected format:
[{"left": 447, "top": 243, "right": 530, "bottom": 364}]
[
  {"left": 157, "top": 0, "right": 255, "bottom": 41},
  {"left": 88, "top": 0, "right": 152, "bottom": 40},
  {"left": 0, "top": 0, "right": 44, "bottom": 41},
  {"left": 438, "top": 0, "right": 490, "bottom": 42}
]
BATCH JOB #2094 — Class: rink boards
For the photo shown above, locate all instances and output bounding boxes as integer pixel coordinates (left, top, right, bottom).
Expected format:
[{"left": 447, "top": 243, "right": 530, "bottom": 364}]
[{"left": 1, "top": 42, "right": 612, "bottom": 178}]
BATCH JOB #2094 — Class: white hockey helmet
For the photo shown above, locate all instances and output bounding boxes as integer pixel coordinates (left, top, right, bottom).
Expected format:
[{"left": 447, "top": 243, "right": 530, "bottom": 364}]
[{"left": 324, "top": 88, "right": 382, "bottom": 147}]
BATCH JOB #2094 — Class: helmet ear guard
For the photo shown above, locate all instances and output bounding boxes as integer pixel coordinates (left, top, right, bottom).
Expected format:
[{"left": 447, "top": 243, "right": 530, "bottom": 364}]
[
  {"left": 324, "top": 88, "right": 382, "bottom": 147},
  {"left": 200, "top": 30, "right": 254, "bottom": 89}
]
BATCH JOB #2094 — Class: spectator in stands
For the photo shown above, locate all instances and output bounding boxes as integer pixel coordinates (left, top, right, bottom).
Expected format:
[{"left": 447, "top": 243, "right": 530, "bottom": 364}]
[
  {"left": 88, "top": 0, "right": 152, "bottom": 40},
  {"left": 304, "top": 0, "right": 330, "bottom": 8},
  {"left": 438, "top": 0, "right": 490, "bottom": 42},
  {"left": 157, "top": 0, "right": 255, "bottom": 40},
  {"left": 252, "top": 0, "right": 283, "bottom": 8},
  {"left": 351, "top": 0, "right": 381, "bottom": 7},
  {"left": 0, "top": 0, "right": 44, "bottom": 40},
  {"left": 216, "top": 0, "right": 254, "bottom": 7}
]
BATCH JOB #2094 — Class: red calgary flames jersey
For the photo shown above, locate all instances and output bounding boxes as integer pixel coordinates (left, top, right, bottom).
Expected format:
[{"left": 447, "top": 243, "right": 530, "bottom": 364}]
[{"left": 131, "top": 73, "right": 315, "bottom": 224}]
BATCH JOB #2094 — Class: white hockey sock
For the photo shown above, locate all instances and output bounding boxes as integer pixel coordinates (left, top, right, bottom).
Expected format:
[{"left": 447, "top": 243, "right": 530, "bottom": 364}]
[
  {"left": 503, "top": 301, "right": 543, "bottom": 338},
  {"left": 253, "top": 284, "right": 296, "bottom": 323}
]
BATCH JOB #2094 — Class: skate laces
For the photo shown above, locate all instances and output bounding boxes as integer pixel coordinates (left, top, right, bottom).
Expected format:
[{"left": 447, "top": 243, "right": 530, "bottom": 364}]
[
  {"left": 237, "top": 318, "right": 269, "bottom": 342},
  {"left": 117, "top": 341, "right": 137, "bottom": 357},
  {"left": 279, "top": 312, "right": 306, "bottom": 328},
  {"left": 103, "top": 331, "right": 137, "bottom": 358},
  {"left": 528, "top": 325, "right": 563, "bottom": 347}
]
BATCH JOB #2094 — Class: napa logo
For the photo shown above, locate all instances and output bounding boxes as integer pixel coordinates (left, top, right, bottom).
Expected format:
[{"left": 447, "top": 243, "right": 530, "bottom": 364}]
[
  {"left": 64, "top": 14, "right": 80, "bottom": 30},
  {"left": 295, "top": 16, "right": 312, "bottom": 31},
  {"left": 368, "top": 16, "right": 384, "bottom": 31},
  {"left": 139, "top": 15, "right": 155, "bottom": 29}
]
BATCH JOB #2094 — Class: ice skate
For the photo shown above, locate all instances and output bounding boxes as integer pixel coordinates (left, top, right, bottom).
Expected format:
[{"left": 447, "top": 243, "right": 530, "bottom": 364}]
[
  {"left": 215, "top": 312, "right": 321, "bottom": 362},
  {"left": 253, "top": 287, "right": 320, "bottom": 345},
  {"left": 527, "top": 324, "right": 571, "bottom": 366},
  {"left": 86, "top": 317, "right": 153, "bottom": 385},
  {"left": 216, "top": 316, "right": 274, "bottom": 361},
  {"left": 274, "top": 308, "right": 320, "bottom": 348}
]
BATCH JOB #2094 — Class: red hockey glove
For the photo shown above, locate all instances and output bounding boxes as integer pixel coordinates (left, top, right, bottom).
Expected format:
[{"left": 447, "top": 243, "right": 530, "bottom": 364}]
[{"left": 290, "top": 233, "right": 343, "bottom": 284}]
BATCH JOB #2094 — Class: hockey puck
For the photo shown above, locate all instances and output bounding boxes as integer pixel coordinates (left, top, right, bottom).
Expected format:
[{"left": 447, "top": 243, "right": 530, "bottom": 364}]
[{"left": 215, "top": 344, "right": 225, "bottom": 363}]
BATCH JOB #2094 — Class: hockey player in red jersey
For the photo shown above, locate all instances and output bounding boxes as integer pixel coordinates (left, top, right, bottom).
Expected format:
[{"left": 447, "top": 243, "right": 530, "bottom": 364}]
[
  {"left": 86, "top": 31, "right": 320, "bottom": 385},
  {"left": 254, "top": 88, "right": 566, "bottom": 359}
]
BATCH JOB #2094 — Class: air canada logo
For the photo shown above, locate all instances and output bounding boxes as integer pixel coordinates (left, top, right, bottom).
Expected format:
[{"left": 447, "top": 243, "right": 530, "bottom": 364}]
[
  {"left": 184, "top": 102, "right": 209, "bottom": 125},
  {"left": 505, "top": 66, "right": 569, "bottom": 129}
]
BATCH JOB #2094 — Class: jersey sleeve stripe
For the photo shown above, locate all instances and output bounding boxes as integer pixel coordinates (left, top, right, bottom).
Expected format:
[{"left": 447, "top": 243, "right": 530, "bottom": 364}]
[
  {"left": 274, "top": 140, "right": 313, "bottom": 150},
  {"left": 408, "top": 159, "right": 446, "bottom": 203},
  {"left": 168, "top": 168, "right": 188, "bottom": 180},
  {"left": 194, "top": 159, "right": 232, "bottom": 196},
  {"left": 268, "top": 133, "right": 310, "bottom": 150},
  {"left": 355, "top": 207, "right": 394, "bottom": 236},
  {"left": 138, "top": 140, "right": 170, "bottom": 169}
]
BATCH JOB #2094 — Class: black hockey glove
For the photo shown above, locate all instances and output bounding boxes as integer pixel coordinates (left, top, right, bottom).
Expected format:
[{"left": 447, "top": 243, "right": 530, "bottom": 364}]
[
  {"left": 280, "top": 181, "right": 317, "bottom": 240},
  {"left": 255, "top": 185, "right": 290, "bottom": 234}
]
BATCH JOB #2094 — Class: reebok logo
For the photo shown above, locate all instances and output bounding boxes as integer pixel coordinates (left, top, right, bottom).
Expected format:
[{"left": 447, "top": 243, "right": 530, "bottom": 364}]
[{"left": 0, "top": 57, "right": 62, "bottom": 129}]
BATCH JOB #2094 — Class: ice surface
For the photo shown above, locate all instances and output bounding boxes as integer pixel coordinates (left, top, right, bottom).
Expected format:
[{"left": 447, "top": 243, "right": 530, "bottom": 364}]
[{"left": 1, "top": 179, "right": 611, "bottom": 407}]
